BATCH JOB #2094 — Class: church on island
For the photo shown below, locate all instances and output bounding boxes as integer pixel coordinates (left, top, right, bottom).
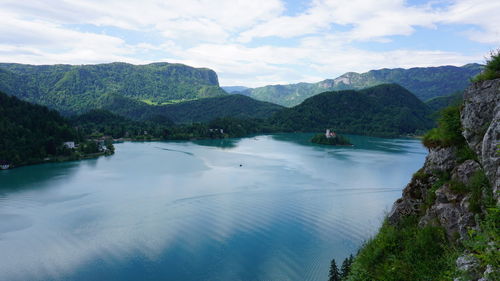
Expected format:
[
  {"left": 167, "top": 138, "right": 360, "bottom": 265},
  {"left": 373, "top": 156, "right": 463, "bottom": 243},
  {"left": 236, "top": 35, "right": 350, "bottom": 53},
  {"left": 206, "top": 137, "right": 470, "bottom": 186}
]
[{"left": 325, "top": 129, "right": 337, "bottom": 139}]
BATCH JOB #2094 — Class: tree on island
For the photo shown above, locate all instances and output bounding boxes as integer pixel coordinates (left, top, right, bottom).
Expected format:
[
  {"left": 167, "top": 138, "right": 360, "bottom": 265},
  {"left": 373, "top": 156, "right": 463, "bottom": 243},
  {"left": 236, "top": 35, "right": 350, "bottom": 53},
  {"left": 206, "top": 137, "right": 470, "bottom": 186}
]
[{"left": 311, "top": 129, "right": 352, "bottom": 146}]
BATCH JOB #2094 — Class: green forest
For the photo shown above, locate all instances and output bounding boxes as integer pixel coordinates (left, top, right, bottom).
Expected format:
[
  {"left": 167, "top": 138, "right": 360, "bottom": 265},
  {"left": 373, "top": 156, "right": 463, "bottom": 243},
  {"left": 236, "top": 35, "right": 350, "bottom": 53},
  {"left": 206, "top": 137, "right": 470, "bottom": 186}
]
[
  {"left": 271, "top": 84, "right": 435, "bottom": 137},
  {"left": 0, "top": 62, "right": 226, "bottom": 115},
  {"left": 0, "top": 91, "right": 116, "bottom": 167},
  {"left": 0, "top": 91, "right": 75, "bottom": 166}
]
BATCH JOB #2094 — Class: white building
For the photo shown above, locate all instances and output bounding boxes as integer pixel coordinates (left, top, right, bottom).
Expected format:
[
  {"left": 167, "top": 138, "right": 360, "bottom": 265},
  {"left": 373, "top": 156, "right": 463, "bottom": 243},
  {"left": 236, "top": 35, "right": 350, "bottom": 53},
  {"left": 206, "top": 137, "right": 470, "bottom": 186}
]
[
  {"left": 0, "top": 160, "right": 10, "bottom": 170},
  {"left": 63, "top": 141, "right": 76, "bottom": 149},
  {"left": 325, "top": 129, "right": 336, "bottom": 139}
]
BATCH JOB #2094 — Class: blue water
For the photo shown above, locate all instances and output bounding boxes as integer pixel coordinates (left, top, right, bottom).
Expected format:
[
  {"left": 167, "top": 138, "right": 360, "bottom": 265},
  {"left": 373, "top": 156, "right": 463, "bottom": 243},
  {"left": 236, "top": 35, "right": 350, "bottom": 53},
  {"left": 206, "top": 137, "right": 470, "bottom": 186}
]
[{"left": 0, "top": 133, "right": 426, "bottom": 281}]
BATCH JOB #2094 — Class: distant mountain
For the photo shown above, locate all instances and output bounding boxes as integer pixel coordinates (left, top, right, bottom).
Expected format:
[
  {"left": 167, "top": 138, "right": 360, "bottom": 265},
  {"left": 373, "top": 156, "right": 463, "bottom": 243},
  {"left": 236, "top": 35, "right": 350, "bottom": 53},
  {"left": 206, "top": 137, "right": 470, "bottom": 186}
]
[
  {"left": 100, "top": 94, "right": 284, "bottom": 123},
  {"left": 0, "top": 91, "right": 76, "bottom": 166},
  {"left": 0, "top": 62, "right": 227, "bottom": 115},
  {"left": 222, "top": 86, "right": 250, "bottom": 93},
  {"left": 270, "top": 84, "right": 434, "bottom": 137},
  {"left": 242, "top": 64, "right": 482, "bottom": 106}
]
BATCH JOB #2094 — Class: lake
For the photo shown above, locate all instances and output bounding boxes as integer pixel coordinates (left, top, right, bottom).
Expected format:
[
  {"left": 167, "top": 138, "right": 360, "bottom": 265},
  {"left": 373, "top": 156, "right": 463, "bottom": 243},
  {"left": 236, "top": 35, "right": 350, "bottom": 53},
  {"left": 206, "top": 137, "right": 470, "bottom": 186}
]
[{"left": 0, "top": 133, "right": 426, "bottom": 281}]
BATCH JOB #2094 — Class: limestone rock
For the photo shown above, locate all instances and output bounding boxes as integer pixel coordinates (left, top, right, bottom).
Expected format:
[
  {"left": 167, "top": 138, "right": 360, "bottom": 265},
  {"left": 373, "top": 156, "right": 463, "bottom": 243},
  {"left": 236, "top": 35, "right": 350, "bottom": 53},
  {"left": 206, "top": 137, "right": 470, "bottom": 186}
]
[
  {"left": 456, "top": 255, "right": 482, "bottom": 280},
  {"left": 461, "top": 79, "right": 499, "bottom": 156},
  {"left": 452, "top": 160, "right": 481, "bottom": 185},
  {"left": 481, "top": 109, "right": 500, "bottom": 199},
  {"left": 478, "top": 264, "right": 496, "bottom": 281},
  {"left": 387, "top": 175, "right": 432, "bottom": 224},
  {"left": 461, "top": 78, "right": 500, "bottom": 200},
  {"left": 424, "top": 147, "right": 458, "bottom": 174},
  {"left": 419, "top": 197, "right": 475, "bottom": 240},
  {"left": 435, "top": 184, "right": 460, "bottom": 203}
]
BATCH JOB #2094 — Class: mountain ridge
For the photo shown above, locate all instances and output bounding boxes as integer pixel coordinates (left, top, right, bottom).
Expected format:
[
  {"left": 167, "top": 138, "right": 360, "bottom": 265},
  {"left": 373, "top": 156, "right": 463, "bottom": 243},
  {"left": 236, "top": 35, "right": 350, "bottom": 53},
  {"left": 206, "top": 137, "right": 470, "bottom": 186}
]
[
  {"left": 241, "top": 64, "right": 483, "bottom": 106},
  {"left": 0, "top": 62, "right": 227, "bottom": 115}
]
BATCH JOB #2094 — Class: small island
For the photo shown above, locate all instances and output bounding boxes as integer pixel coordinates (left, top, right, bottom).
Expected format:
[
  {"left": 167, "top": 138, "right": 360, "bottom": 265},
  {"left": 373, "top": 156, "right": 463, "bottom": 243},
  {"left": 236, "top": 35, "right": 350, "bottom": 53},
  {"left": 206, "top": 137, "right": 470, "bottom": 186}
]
[{"left": 311, "top": 129, "right": 352, "bottom": 146}]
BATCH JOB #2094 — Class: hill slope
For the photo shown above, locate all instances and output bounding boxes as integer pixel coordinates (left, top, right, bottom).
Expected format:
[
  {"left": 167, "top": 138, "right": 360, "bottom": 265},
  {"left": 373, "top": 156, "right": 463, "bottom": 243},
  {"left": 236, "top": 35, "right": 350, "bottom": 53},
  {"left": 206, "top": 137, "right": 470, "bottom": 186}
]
[
  {"left": 0, "top": 91, "right": 76, "bottom": 165},
  {"left": 271, "top": 84, "right": 434, "bottom": 136},
  {"left": 425, "top": 91, "right": 464, "bottom": 113},
  {"left": 0, "top": 62, "right": 226, "bottom": 115},
  {"left": 99, "top": 94, "right": 284, "bottom": 123},
  {"left": 243, "top": 64, "right": 482, "bottom": 106}
]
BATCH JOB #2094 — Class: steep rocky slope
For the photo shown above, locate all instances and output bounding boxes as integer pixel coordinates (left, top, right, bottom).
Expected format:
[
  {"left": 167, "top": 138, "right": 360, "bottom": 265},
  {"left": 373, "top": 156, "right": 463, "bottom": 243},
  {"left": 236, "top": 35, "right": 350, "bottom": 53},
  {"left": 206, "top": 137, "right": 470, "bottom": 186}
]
[{"left": 387, "top": 78, "right": 499, "bottom": 280}]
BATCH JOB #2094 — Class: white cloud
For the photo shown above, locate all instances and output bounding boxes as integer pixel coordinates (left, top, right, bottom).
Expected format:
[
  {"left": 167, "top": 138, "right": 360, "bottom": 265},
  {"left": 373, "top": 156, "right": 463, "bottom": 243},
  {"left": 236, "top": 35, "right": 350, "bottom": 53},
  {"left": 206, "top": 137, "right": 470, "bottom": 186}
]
[
  {"left": 440, "top": 0, "right": 500, "bottom": 44},
  {"left": 0, "top": 0, "right": 495, "bottom": 86},
  {"left": 238, "top": 0, "right": 439, "bottom": 43}
]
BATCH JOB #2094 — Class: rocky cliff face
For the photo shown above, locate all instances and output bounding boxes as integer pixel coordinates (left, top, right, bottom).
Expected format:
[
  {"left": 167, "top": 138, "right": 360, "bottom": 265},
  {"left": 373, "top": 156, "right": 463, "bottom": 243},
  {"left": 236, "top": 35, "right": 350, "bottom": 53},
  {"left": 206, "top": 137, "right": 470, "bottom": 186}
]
[
  {"left": 461, "top": 79, "right": 500, "bottom": 201},
  {"left": 387, "top": 78, "right": 499, "bottom": 280}
]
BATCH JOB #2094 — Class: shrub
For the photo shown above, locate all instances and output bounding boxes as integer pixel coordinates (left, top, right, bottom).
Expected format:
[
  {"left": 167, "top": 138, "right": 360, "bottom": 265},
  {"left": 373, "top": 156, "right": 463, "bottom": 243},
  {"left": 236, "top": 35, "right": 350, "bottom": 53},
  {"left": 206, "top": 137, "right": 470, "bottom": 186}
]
[
  {"left": 472, "top": 50, "right": 500, "bottom": 82},
  {"left": 464, "top": 207, "right": 499, "bottom": 276},
  {"left": 346, "top": 217, "right": 459, "bottom": 281},
  {"left": 467, "top": 170, "right": 493, "bottom": 214},
  {"left": 422, "top": 105, "right": 464, "bottom": 148}
]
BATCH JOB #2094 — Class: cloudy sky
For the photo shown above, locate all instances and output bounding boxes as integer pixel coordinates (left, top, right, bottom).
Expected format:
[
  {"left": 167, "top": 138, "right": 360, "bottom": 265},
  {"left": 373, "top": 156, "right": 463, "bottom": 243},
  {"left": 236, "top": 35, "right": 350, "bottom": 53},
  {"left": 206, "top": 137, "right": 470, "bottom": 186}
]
[{"left": 1, "top": 0, "right": 498, "bottom": 87}]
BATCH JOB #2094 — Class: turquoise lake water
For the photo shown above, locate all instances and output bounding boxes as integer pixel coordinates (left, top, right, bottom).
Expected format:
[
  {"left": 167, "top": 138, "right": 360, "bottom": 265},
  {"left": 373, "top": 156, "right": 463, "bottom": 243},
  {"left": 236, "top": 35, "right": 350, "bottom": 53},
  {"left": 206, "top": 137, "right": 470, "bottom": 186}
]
[{"left": 0, "top": 133, "right": 427, "bottom": 281}]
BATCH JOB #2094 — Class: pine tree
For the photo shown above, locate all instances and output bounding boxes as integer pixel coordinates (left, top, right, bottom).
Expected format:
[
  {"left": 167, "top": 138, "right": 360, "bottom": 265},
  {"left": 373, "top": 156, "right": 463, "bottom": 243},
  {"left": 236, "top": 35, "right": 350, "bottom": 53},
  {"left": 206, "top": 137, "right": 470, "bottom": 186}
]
[
  {"left": 340, "top": 255, "right": 353, "bottom": 280},
  {"left": 328, "top": 258, "right": 341, "bottom": 281}
]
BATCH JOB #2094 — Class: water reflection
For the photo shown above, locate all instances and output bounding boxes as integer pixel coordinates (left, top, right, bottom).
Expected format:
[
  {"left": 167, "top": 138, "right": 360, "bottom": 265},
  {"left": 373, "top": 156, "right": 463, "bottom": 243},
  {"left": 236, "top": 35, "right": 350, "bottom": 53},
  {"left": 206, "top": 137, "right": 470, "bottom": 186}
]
[
  {"left": 191, "top": 137, "right": 240, "bottom": 149},
  {"left": 0, "top": 135, "right": 427, "bottom": 281}
]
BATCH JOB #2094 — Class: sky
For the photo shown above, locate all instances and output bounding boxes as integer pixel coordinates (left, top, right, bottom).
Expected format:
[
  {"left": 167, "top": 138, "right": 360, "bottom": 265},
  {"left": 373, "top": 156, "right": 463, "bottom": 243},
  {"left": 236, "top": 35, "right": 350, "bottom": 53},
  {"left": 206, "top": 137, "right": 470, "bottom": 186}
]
[{"left": 0, "top": 0, "right": 498, "bottom": 87}]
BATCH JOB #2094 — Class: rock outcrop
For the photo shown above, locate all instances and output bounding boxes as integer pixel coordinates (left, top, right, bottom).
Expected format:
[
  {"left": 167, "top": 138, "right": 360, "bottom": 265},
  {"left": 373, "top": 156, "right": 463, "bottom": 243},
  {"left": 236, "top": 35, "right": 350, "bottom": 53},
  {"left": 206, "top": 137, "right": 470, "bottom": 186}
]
[
  {"left": 461, "top": 78, "right": 500, "bottom": 200},
  {"left": 387, "top": 78, "right": 499, "bottom": 280}
]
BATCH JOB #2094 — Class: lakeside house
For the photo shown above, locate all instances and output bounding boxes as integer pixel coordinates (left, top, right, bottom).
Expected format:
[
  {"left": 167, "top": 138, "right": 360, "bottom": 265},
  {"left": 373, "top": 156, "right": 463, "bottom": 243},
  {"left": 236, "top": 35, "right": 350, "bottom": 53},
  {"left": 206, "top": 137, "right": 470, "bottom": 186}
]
[
  {"left": 325, "top": 129, "right": 337, "bottom": 139},
  {"left": 209, "top": 128, "right": 224, "bottom": 134},
  {"left": 0, "top": 160, "right": 11, "bottom": 170},
  {"left": 63, "top": 141, "right": 76, "bottom": 149}
]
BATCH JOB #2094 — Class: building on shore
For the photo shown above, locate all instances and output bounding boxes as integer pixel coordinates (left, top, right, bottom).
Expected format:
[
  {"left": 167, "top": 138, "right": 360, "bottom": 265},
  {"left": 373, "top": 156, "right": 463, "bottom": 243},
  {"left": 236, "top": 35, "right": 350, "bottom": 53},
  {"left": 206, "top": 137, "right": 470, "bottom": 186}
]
[
  {"left": 63, "top": 141, "right": 76, "bottom": 149},
  {"left": 0, "top": 160, "right": 11, "bottom": 170}
]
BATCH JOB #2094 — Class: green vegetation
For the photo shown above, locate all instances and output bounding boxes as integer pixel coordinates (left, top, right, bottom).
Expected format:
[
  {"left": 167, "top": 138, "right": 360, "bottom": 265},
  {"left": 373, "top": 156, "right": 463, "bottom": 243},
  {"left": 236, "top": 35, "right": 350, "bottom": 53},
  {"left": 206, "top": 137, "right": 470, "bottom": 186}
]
[
  {"left": 425, "top": 91, "right": 463, "bottom": 115},
  {"left": 94, "top": 93, "right": 283, "bottom": 124},
  {"left": 472, "top": 50, "right": 500, "bottom": 83},
  {"left": 464, "top": 208, "right": 500, "bottom": 277},
  {"left": 341, "top": 99, "right": 498, "bottom": 281},
  {"left": 329, "top": 256, "right": 354, "bottom": 281},
  {"left": 147, "top": 94, "right": 284, "bottom": 123},
  {"left": 0, "top": 62, "right": 226, "bottom": 115},
  {"left": 328, "top": 259, "right": 341, "bottom": 281},
  {"left": 422, "top": 105, "right": 464, "bottom": 148},
  {"left": 71, "top": 109, "right": 276, "bottom": 141},
  {"left": 343, "top": 168, "right": 498, "bottom": 281},
  {"left": 271, "top": 84, "right": 434, "bottom": 137},
  {"left": 310, "top": 133, "right": 351, "bottom": 146},
  {"left": 0, "top": 91, "right": 75, "bottom": 166},
  {"left": 0, "top": 91, "right": 113, "bottom": 168},
  {"left": 70, "top": 109, "right": 174, "bottom": 140},
  {"left": 345, "top": 217, "right": 459, "bottom": 281},
  {"left": 242, "top": 64, "right": 482, "bottom": 106}
]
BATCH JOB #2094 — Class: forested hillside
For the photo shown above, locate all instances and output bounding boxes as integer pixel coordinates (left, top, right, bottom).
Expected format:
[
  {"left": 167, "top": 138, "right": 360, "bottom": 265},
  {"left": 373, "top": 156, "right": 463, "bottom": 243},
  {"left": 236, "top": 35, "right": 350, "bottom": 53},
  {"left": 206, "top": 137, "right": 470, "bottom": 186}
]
[
  {"left": 0, "top": 91, "right": 76, "bottom": 165},
  {"left": 99, "top": 94, "right": 284, "bottom": 123},
  {"left": 425, "top": 91, "right": 463, "bottom": 113},
  {"left": 270, "top": 84, "right": 434, "bottom": 136},
  {"left": 242, "top": 64, "right": 482, "bottom": 106},
  {"left": 0, "top": 62, "right": 226, "bottom": 115}
]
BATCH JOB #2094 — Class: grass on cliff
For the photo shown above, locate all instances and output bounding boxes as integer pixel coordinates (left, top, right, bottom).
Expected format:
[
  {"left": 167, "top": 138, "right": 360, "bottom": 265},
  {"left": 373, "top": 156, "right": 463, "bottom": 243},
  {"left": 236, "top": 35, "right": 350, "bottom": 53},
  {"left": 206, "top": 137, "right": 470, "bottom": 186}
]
[
  {"left": 346, "top": 216, "right": 459, "bottom": 281},
  {"left": 472, "top": 50, "right": 500, "bottom": 83},
  {"left": 422, "top": 105, "right": 464, "bottom": 148}
]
